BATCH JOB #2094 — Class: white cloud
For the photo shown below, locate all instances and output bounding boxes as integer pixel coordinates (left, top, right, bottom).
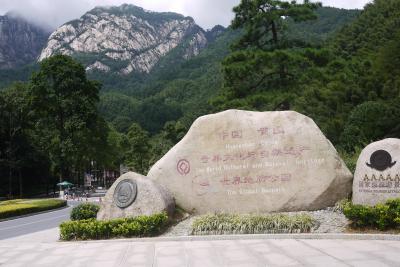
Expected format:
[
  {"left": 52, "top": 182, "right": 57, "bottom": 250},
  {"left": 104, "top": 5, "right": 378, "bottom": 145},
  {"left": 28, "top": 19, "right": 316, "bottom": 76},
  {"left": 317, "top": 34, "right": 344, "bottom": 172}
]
[{"left": 0, "top": 0, "right": 371, "bottom": 30}]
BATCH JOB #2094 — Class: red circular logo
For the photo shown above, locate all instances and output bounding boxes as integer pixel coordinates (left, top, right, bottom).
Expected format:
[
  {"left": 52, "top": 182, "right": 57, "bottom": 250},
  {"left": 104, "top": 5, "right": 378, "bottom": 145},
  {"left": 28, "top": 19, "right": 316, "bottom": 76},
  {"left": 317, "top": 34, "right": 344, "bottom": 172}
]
[{"left": 177, "top": 159, "right": 190, "bottom": 176}]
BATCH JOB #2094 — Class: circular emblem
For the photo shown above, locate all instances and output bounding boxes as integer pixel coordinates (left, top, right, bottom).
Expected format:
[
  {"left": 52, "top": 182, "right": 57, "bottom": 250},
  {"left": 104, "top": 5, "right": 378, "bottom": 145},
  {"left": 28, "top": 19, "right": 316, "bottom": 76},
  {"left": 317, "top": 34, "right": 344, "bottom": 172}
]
[
  {"left": 177, "top": 159, "right": 191, "bottom": 175},
  {"left": 113, "top": 179, "right": 137, "bottom": 208},
  {"left": 366, "top": 150, "right": 396, "bottom": 171}
]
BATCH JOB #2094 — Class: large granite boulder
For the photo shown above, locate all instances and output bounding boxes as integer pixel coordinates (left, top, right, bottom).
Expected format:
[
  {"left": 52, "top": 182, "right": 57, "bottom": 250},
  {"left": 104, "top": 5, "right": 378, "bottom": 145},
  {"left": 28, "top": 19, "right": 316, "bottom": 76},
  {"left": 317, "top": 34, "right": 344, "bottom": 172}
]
[
  {"left": 147, "top": 110, "right": 353, "bottom": 214},
  {"left": 353, "top": 138, "right": 400, "bottom": 206},
  {"left": 97, "top": 172, "right": 175, "bottom": 220}
]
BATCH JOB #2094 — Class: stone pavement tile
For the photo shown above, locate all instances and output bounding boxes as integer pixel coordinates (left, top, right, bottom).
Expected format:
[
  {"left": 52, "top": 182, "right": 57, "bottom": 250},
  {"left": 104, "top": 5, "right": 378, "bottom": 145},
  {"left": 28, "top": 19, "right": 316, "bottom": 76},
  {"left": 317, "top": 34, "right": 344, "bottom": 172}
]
[
  {"left": 186, "top": 247, "right": 223, "bottom": 267},
  {"left": 226, "top": 262, "right": 261, "bottom": 267},
  {"left": 270, "top": 239, "right": 302, "bottom": 248},
  {"left": 155, "top": 246, "right": 185, "bottom": 257},
  {"left": 34, "top": 255, "right": 63, "bottom": 265},
  {"left": 189, "top": 258, "right": 222, "bottom": 267},
  {"left": 102, "top": 243, "right": 127, "bottom": 251},
  {"left": 154, "top": 241, "right": 184, "bottom": 248},
  {"left": 95, "top": 251, "right": 123, "bottom": 261},
  {"left": 238, "top": 240, "right": 267, "bottom": 245},
  {"left": 213, "top": 242, "right": 263, "bottom": 267},
  {"left": 377, "top": 240, "right": 400, "bottom": 249},
  {"left": 261, "top": 252, "right": 301, "bottom": 266},
  {"left": 131, "top": 243, "right": 154, "bottom": 251},
  {"left": 79, "top": 242, "right": 105, "bottom": 249},
  {"left": 348, "top": 260, "right": 391, "bottom": 267},
  {"left": 125, "top": 253, "right": 150, "bottom": 264},
  {"left": 301, "top": 239, "right": 344, "bottom": 249},
  {"left": 340, "top": 240, "right": 391, "bottom": 252},
  {"left": 125, "top": 245, "right": 154, "bottom": 266},
  {"left": 183, "top": 240, "right": 214, "bottom": 249},
  {"left": 12, "top": 252, "right": 41, "bottom": 262},
  {"left": 219, "top": 248, "right": 255, "bottom": 262},
  {"left": 88, "top": 260, "right": 116, "bottom": 267},
  {"left": 66, "top": 258, "right": 88, "bottom": 267},
  {"left": 271, "top": 241, "right": 323, "bottom": 257},
  {"left": 0, "top": 262, "right": 27, "bottom": 267},
  {"left": 211, "top": 240, "right": 242, "bottom": 248},
  {"left": 374, "top": 251, "right": 400, "bottom": 264},
  {"left": 50, "top": 246, "right": 79, "bottom": 255},
  {"left": 246, "top": 243, "right": 272, "bottom": 254},
  {"left": 321, "top": 247, "right": 366, "bottom": 261},
  {"left": 155, "top": 256, "right": 187, "bottom": 267},
  {"left": 186, "top": 247, "right": 217, "bottom": 258},
  {"left": 72, "top": 248, "right": 102, "bottom": 257},
  {"left": 0, "top": 250, "right": 20, "bottom": 258},
  {"left": 303, "top": 255, "right": 349, "bottom": 267}
]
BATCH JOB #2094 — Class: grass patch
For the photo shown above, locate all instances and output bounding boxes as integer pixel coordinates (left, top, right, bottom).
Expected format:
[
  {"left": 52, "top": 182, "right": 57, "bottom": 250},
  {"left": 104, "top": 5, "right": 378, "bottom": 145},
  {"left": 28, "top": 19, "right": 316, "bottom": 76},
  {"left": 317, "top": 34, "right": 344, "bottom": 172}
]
[
  {"left": 0, "top": 199, "right": 67, "bottom": 219},
  {"left": 60, "top": 213, "right": 169, "bottom": 241},
  {"left": 191, "top": 213, "right": 316, "bottom": 235}
]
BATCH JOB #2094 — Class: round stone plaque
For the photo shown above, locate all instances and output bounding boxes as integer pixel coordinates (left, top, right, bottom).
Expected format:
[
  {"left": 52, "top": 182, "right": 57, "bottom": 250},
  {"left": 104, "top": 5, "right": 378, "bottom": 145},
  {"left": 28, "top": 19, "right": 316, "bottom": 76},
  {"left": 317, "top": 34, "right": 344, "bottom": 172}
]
[{"left": 113, "top": 179, "right": 137, "bottom": 208}]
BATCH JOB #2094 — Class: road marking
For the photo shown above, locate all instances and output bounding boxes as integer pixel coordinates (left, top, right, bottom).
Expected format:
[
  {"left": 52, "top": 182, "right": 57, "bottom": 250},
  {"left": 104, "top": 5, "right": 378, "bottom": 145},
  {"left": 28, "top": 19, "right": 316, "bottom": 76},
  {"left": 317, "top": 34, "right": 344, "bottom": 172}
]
[{"left": 0, "top": 207, "right": 72, "bottom": 231}]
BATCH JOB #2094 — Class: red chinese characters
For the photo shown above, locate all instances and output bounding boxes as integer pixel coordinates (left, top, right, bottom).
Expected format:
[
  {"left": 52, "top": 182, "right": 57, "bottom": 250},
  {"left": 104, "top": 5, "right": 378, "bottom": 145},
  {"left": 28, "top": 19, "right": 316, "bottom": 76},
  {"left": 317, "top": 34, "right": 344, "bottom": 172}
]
[
  {"left": 220, "top": 173, "right": 292, "bottom": 186},
  {"left": 200, "top": 146, "right": 310, "bottom": 164}
]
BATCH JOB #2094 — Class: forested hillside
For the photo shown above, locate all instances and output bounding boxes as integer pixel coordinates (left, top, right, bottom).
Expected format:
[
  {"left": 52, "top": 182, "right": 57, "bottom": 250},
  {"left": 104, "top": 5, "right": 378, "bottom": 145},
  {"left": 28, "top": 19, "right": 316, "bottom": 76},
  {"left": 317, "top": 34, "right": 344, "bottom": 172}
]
[
  {"left": 97, "top": 6, "right": 360, "bottom": 134},
  {"left": 213, "top": 0, "right": 400, "bottom": 158}
]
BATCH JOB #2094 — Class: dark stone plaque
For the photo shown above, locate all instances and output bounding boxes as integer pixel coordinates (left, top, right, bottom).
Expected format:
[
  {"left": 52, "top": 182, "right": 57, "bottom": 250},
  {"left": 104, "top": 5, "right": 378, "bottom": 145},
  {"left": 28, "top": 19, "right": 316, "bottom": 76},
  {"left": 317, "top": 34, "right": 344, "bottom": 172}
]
[
  {"left": 113, "top": 179, "right": 137, "bottom": 208},
  {"left": 366, "top": 150, "right": 396, "bottom": 171}
]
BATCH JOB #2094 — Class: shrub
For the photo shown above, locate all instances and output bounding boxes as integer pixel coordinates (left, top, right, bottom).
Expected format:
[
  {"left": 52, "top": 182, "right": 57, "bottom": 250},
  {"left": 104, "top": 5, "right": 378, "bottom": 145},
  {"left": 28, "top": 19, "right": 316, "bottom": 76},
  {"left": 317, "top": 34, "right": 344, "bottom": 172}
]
[
  {"left": 70, "top": 203, "right": 100, "bottom": 221},
  {"left": 191, "top": 213, "right": 316, "bottom": 235},
  {"left": 0, "top": 199, "right": 67, "bottom": 219},
  {"left": 60, "top": 213, "right": 168, "bottom": 240},
  {"left": 343, "top": 198, "right": 400, "bottom": 230}
]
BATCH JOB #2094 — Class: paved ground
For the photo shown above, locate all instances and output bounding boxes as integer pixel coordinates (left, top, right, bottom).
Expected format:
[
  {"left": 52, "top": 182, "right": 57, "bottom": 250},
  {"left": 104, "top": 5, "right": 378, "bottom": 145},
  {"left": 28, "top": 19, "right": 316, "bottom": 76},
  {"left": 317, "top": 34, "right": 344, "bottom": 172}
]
[{"left": 1, "top": 237, "right": 400, "bottom": 267}]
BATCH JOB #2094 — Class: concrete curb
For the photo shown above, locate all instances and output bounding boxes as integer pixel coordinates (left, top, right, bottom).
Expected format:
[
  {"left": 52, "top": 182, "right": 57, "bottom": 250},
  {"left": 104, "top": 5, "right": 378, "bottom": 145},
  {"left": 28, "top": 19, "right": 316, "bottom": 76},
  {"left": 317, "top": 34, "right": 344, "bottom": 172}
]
[{"left": 67, "top": 233, "right": 400, "bottom": 244}]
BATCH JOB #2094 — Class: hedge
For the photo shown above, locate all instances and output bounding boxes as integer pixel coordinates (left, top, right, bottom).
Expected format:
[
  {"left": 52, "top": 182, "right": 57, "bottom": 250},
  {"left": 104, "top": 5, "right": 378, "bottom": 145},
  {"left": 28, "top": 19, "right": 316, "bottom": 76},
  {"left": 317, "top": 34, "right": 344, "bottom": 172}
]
[
  {"left": 0, "top": 199, "right": 67, "bottom": 219},
  {"left": 70, "top": 203, "right": 100, "bottom": 221},
  {"left": 343, "top": 198, "right": 400, "bottom": 230},
  {"left": 191, "top": 213, "right": 316, "bottom": 235},
  {"left": 60, "top": 213, "right": 169, "bottom": 240}
]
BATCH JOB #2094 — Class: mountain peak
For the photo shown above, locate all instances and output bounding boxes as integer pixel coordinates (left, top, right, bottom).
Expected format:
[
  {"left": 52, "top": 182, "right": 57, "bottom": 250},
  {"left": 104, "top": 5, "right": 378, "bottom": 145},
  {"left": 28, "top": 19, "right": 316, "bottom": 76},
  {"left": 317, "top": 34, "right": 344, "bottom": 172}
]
[
  {"left": 38, "top": 4, "right": 207, "bottom": 75},
  {"left": 86, "top": 4, "right": 192, "bottom": 23}
]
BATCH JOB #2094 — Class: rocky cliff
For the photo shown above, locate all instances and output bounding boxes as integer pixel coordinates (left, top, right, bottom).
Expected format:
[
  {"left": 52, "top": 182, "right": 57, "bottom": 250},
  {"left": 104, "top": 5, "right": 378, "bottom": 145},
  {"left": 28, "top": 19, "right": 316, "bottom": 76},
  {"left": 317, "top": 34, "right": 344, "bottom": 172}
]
[
  {"left": 39, "top": 4, "right": 211, "bottom": 74},
  {"left": 0, "top": 13, "right": 49, "bottom": 69}
]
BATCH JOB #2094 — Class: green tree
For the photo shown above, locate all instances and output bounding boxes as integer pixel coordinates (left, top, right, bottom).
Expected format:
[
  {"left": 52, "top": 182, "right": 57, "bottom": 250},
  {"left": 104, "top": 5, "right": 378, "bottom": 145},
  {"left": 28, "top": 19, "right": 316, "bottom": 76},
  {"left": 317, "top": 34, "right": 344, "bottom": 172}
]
[
  {"left": 29, "top": 55, "right": 104, "bottom": 183},
  {"left": 215, "top": 0, "right": 322, "bottom": 106},
  {"left": 340, "top": 101, "right": 400, "bottom": 151},
  {"left": 232, "top": 0, "right": 321, "bottom": 50},
  {"left": 0, "top": 83, "right": 33, "bottom": 197},
  {"left": 123, "top": 123, "right": 151, "bottom": 174}
]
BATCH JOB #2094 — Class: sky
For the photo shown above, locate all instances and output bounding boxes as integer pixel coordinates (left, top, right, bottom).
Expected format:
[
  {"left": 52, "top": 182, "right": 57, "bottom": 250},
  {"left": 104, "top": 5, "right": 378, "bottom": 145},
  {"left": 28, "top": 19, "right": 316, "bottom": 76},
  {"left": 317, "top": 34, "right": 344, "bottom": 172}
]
[{"left": 0, "top": 0, "right": 371, "bottom": 30}]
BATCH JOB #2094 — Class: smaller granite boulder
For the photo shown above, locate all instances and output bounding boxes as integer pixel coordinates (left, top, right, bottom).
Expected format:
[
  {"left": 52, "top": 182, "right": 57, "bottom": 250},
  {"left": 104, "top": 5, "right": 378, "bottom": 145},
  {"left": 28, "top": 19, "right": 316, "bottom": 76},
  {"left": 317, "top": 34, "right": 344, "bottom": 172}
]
[
  {"left": 353, "top": 138, "right": 400, "bottom": 206},
  {"left": 97, "top": 172, "right": 175, "bottom": 220}
]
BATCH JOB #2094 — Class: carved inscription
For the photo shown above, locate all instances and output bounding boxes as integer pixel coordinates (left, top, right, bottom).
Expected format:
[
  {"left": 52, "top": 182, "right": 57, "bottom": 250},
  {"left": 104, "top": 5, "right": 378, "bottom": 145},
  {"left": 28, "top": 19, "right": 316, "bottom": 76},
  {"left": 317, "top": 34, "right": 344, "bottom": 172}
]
[{"left": 177, "top": 125, "right": 327, "bottom": 197}]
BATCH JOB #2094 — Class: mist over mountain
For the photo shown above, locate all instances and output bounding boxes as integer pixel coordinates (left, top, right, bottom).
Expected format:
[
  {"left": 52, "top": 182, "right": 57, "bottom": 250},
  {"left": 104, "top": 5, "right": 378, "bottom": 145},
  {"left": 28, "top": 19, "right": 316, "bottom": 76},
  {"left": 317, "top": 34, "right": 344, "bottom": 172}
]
[{"left": 0, "top": 13, "right": 50, "bottom": 69}]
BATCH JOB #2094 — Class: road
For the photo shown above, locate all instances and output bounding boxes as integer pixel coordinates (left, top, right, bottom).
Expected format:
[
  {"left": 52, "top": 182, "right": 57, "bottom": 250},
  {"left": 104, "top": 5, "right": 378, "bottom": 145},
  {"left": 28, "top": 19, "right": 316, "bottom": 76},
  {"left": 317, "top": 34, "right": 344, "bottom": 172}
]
[{"left": 0, "top": 200, "right": 79, "bottom": 240}]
